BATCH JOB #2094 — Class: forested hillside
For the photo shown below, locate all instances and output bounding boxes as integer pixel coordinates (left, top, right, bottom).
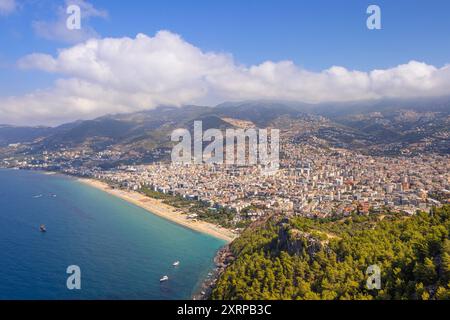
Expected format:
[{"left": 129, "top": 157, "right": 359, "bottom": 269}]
[{"left": 212, "top": 205, "right": 450, "bottom": 300}]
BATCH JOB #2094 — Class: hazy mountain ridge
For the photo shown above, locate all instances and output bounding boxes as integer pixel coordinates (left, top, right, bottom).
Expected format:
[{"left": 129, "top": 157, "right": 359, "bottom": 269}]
[
  {"left": 1, "top": 97, "right": 449, "bottom": 161},
  {"left": 0, "top": 125, "right": 53, "bottom": 147}
]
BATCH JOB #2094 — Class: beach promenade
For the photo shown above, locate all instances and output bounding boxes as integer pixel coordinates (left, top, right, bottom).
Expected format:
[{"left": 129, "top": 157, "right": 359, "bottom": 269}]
[{"left": 78, "top": 178, "right": 237, "bottom": 243}]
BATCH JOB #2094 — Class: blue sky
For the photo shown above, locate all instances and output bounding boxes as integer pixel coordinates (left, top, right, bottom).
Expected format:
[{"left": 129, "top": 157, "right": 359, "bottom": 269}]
[
  {"left": 2, "top": 1, "right": 450, "bottom": 66},
  {"left": 1, "top": 0, "right": 450, "bottom": 125},
  {"left": 96, "top": 0, "right": 450, "bottom": 70}
]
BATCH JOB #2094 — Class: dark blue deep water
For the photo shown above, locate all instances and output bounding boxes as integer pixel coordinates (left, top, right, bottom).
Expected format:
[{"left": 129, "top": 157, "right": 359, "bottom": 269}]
[{"left": 0, "top": 169, "right": 225, "bottom": 299}]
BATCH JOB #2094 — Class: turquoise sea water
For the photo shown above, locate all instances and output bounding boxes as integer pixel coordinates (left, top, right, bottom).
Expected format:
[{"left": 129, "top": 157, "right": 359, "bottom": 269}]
[{"left": 0, "top": 169, "right": 225, "bottom": 300}]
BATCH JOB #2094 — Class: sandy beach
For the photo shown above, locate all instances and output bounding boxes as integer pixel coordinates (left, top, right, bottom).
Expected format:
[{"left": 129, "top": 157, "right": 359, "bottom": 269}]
[{"left": 78, "top": 178, "right": 237, "bottom": 243}]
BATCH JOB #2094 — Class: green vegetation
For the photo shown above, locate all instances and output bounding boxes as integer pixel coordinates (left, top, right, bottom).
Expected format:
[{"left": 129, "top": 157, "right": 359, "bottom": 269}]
[
  {"left": 139, "top": 186, "right": 251, "bottom": 229},
  {"left": 212, "top": 205, "right": 450, "bottom": 300}
]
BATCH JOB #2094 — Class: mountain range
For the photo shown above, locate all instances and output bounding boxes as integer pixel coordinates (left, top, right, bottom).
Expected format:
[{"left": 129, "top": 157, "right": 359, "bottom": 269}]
[{"left": 1, "top": 96, "right": 449, "bottom": 163}]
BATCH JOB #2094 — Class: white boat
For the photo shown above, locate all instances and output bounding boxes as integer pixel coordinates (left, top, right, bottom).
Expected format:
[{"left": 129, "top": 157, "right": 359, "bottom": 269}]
[
  {"left": 160, "top": 275, "right": 169, "bottom": 282},
  {"left": 33, "top": 194, "right": 43, "bottom": 198},
  {"left": 172, "top": 261, "right": 180, "bottom": 266}
]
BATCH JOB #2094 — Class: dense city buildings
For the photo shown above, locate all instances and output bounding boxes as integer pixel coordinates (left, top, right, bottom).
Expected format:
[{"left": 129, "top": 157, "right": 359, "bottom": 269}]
[{"left": 4, "top": 141, "right": 448, "bottom": 227}]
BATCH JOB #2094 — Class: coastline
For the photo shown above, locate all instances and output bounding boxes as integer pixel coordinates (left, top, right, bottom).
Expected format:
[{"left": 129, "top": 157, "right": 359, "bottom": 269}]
[
  {"left": 193, "top": 245, "right": 234, "bottom": 300},
  {"left": 78, "top": 178, "right": 237, "bottom": 243}
]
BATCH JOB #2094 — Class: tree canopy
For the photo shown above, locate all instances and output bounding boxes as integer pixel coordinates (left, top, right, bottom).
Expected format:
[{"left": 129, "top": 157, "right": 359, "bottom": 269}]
[{"left": 212, "top": 205, "right": 450, "bottom": 300}]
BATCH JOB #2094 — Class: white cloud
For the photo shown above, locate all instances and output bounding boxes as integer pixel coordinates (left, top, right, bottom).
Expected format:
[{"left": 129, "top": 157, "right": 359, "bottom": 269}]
[
  {"left": 0, "top": 0, "right": 16, "bottom": 15},
  {"left": 2, "top": 30, "right": 450, "bottom": 125},
  {"left": 32, "top": 0, "right": 107, "bottom": 43}
]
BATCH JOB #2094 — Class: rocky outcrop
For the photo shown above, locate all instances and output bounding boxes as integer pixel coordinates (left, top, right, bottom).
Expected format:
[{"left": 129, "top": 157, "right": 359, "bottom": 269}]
[
  {"left": 193, "top": 245, "right": 235, "bottom": 300},
  {"left": 277, "top": 221, "right": 328, "bottom": 257}
]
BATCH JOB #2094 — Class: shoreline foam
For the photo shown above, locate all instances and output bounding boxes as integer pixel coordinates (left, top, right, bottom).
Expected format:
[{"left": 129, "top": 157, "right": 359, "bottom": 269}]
[{"left": 78, "top": 178, "right": 237, "bottom": 243}]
